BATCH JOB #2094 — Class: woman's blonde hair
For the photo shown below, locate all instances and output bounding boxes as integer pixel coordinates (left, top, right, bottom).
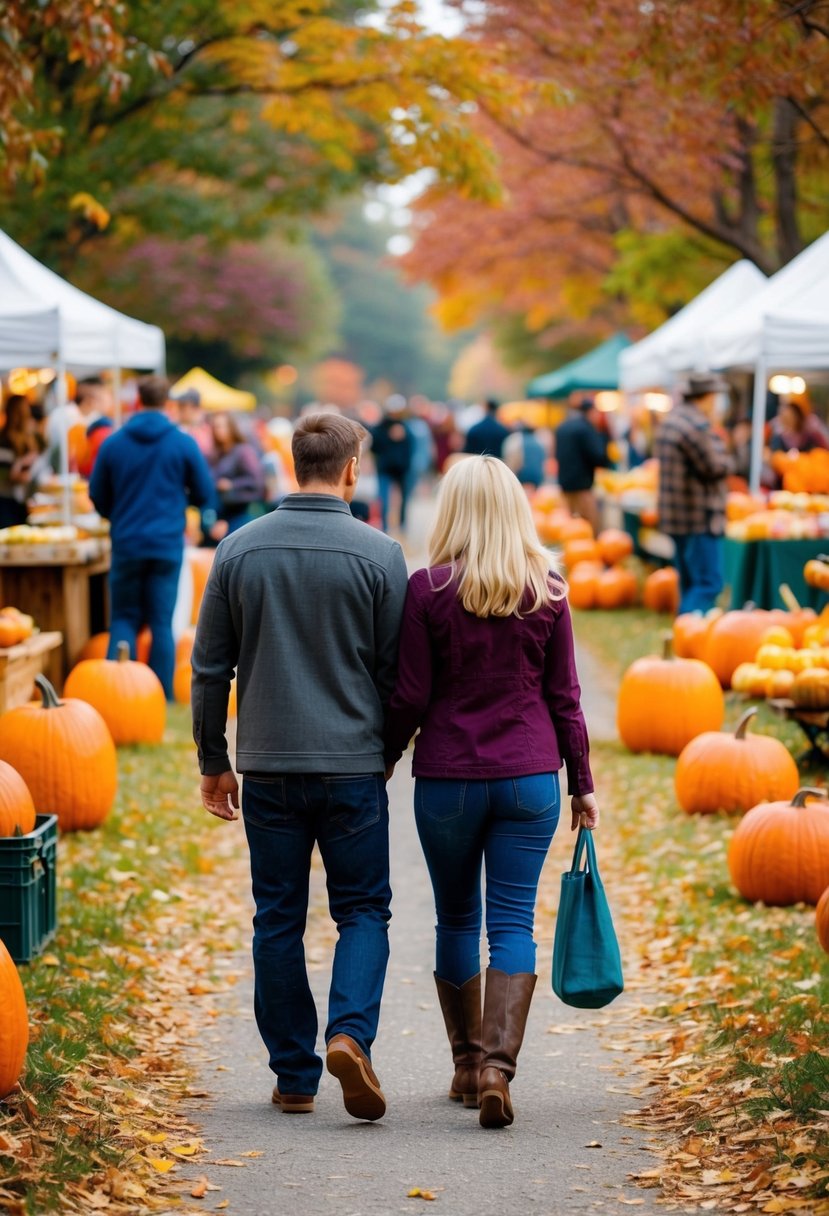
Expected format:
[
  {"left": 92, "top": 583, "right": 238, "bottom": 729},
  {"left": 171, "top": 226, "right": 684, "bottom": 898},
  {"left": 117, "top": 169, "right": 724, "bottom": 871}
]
[{"left": 428, "top": 455, "right": 566, "bottom": 618}]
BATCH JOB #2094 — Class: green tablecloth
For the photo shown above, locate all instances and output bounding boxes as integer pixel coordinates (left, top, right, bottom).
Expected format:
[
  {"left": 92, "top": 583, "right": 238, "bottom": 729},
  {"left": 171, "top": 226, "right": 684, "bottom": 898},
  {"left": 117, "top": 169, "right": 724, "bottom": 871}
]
[{"left": 723, "top": 537, "right": 829, "bottom": 611}]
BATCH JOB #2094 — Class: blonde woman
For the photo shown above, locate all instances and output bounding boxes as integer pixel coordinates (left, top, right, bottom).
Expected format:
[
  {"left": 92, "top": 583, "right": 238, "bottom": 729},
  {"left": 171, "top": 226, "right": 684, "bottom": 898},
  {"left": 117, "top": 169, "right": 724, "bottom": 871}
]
[{"left": 385, "top": 456, "right": 599, "bottom": 1129}]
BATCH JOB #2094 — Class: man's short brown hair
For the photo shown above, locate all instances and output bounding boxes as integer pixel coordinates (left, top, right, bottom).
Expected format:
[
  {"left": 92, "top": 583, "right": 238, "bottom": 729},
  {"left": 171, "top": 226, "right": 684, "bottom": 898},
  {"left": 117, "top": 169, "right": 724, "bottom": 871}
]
[
  {"left": 292, "top": 413, "right": 366, "bottom": 486},
  {"left": 137, "top": 375, "right": 170, "bottom": 409}
]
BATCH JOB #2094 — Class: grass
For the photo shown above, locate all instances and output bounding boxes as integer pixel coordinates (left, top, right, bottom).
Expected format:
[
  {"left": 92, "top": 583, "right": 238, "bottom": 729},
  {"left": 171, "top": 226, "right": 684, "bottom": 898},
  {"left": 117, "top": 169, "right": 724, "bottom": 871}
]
[
  {"left": 0, "top": 705, "right": 248, "bottom": 1214},
  {"left": 573, "top": 605, "right": 829, "bottom": 1207}
]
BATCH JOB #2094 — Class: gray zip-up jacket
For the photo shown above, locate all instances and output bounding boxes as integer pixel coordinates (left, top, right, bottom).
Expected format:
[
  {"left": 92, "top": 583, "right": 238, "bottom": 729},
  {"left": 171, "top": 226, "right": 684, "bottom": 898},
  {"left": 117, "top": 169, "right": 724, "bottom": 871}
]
[{"left": 191, "top": 494, "right": 408, "bottom": 776}]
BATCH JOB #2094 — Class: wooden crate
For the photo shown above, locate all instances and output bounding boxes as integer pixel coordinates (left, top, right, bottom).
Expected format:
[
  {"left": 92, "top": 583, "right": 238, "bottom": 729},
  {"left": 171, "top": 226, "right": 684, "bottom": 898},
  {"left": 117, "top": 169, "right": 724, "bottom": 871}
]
[{"left": 0, "top": 632, "right": 63, "bottom": 712}]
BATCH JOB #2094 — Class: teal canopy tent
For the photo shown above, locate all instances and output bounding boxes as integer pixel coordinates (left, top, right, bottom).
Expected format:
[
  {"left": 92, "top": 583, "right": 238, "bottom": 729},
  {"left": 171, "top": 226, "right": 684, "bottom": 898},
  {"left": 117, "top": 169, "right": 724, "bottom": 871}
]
[{"left": 526, "top": 333, "right": 632, "bottom": 399}]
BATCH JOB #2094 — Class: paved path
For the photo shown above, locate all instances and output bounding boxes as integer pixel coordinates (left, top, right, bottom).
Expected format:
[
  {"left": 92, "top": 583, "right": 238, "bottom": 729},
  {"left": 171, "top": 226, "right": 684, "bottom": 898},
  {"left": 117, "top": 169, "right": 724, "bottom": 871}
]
[{"left": 175, "top": 496, "right": 666, "bottom": 1214}]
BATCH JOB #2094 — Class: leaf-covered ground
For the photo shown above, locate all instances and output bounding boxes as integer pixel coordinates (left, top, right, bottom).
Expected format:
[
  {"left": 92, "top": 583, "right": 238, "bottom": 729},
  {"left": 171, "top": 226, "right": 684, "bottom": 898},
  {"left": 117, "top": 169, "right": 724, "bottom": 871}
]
[
  {"left": 0, "top": 707, "right": 250, "bottom": 1215},
  {"left": 573, "top": 607, "right": 829, "bottom": 1214}
]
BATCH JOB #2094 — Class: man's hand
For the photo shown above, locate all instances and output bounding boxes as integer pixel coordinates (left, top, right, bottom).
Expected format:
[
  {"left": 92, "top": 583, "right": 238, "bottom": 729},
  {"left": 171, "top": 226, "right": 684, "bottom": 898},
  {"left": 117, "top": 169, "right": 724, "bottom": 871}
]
[
  {"left": 201, "top": 771, "right": 240, "bottom": 821},
  {"left": 570, "top": 793, "right": 599, "bottom": 832}
]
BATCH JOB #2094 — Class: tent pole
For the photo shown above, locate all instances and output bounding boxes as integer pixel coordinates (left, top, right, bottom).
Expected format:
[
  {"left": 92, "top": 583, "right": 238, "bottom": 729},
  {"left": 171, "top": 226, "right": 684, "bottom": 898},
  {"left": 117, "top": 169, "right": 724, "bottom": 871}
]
[
  {"left": 55, "top": 359, "right": 71, "bottom": 526},
  {"left": 748, "top": 359, "right": 767, "bottom": 496}
]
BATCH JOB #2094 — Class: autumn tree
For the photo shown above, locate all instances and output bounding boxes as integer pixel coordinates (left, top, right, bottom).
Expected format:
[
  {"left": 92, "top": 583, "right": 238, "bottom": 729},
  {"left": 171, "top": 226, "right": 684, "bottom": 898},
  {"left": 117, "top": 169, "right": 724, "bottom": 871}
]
[
  {"left": 2, "top": 0, "right": 512, "bottom": 267},
  {"left": 406, "top": 0, "right": 829, "bottom": 344}
]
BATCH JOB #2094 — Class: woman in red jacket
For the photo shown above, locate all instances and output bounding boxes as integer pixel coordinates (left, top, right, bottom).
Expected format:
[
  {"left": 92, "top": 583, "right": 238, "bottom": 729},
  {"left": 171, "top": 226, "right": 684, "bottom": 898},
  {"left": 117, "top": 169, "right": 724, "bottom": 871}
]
[{"left": 385, "top": 456, "right": 599, "bottom": 1129}]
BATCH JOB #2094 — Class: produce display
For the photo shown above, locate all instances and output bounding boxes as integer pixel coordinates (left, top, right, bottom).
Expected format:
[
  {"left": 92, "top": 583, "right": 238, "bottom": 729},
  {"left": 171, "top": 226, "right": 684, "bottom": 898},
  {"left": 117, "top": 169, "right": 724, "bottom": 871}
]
[
  {"left": 80, "top": 628, "right": 152, "bottom": 663},
  {"left": 0, "top": 675, "right": 117, "bottom": 831},
  {"left": 64, "top": 641, "right": 166, "bottom": 745},
  {"left": 617, "top": 636, "right": 725, "bottom": 756},
  {"left": 727, "top": 787, "right": 829, "bottom": 906},
  {"left": 674, "top": 707, "right": 799, "bottom": 816},
  {"left": 27, "top": 475, "right": 109, "bottom": 535},
  {"left": 0, "top": 939, "right": 28, "bottom": 1099},
  {"left": 0, "top": 606, "right": 35, "bottom": 648}
]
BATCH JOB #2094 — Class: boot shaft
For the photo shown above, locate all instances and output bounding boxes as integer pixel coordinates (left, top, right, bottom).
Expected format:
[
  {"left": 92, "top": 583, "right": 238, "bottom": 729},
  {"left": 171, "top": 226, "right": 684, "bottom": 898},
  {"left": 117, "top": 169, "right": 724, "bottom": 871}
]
[
  {"left": 434, "top": 972, "right": 482, "bottom": 1064},
  {"left": 480, "top": 968, "right": 537, "bottom": 1082}
]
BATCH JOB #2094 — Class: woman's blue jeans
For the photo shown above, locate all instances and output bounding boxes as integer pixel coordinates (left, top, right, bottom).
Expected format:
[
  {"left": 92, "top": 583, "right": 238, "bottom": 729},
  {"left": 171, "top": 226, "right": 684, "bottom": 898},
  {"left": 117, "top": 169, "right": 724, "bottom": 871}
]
[
  {"left": 242, "top": 774, "right": 392, "bottom": 1095},
  {"left": 415, "top": 774, "right": 560, "bottom": 985}
]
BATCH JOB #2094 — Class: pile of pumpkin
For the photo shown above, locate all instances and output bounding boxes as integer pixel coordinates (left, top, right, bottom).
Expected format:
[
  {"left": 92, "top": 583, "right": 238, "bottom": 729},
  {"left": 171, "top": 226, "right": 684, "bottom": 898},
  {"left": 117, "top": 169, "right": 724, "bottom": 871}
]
[
  {"left": 0, "top": 606, "right": 35, "bottom": 649},
  {"left": 617, "top": 634, "right": 829, "bottom": 955},
  {"left": 670, "top": 604, "right": 829, "bottom": 707}
]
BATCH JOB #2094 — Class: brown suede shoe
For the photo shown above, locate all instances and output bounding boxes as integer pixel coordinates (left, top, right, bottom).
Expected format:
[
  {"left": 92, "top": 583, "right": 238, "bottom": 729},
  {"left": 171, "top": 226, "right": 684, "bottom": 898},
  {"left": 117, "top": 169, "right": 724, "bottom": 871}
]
[
  {"left": 272, "top": 1087, "right": 315, "bottom": 1113},
  {"left": 326, "top": 1034, "right": 386, "bottom": 1121}
]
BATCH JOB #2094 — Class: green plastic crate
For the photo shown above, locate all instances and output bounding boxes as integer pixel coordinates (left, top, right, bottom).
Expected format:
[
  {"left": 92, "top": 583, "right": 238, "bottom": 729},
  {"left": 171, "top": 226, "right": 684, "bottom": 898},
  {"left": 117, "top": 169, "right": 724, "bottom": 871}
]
[{"left": 0, "top": 814, "right": 58, "bottom": 964}]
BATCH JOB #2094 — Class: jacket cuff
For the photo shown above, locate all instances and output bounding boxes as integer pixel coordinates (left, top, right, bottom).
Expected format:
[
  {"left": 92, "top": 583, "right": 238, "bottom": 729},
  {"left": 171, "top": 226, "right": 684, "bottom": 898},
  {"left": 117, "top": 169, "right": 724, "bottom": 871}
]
[
  {"left": 565, "top": 753, "right": 594, "bottom": 797},
  {"left": 201, "top": 754, "right": 232, "bottom": 776}
]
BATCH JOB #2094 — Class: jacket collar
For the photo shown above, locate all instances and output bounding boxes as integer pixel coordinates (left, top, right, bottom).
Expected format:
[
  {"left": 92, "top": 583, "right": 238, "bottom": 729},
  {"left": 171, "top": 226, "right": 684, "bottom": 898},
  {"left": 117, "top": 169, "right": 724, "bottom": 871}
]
[{"left": 277, "top": 493, "right": 352, "bottom": 515}]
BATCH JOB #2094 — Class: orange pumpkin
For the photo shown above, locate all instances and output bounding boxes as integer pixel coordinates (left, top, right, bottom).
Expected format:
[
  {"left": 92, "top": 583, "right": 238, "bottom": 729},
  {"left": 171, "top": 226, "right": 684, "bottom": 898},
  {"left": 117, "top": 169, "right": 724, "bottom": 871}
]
[
  {"left": 562, "top": 539, "right": 601, "bottom": 570},
  {"left": 674, "top": 707, "right": 799, "bottom": 815},
  {"left": 567, "top": 563, "right": 602, "bottom": 610},
  {"left": 594, "top": 566, "right": 637, "bottom": 610},
  {"left": 673, "top": 611, "right": 718, "bottom": 659},
  {"left": 79, "top": 628, "right": 152, "bottom": 664},
  {"left": 557, "top": 517, "right": 594, "bottom": 543},
  {"left": 704, "top": 611, "right": 781, "bottom": 688},
  {"left": 817, "top": 887, "right": 829, "bottom": 954},
  {"left": 642, "top": 567, "right": 679, "bottom": 615},
  {"left": 0, "top": 675, "right": 117, "bottom": 831},
  {"left": 728, "top": 787, "right": 829, "bottom": 906},
  {"left": 189, "top": 548, "right": 216, "bottom": 626},
  {"left": 64, "top": 642, "right": 166, "bottom": 745},
  {"left": 596, "top": 528, "right": 633, "bottom": 566},
  {"left": 0, "top": 760, "right": 36, "bottom": 837},
  {"left": 0, "top": 617, "right": 26, "bottom": 648},
  {"left": 175, "top": 628, "right": 197, "bottom": 666},
  {"left": 617, "top": 635, "right": 725, "bottom": 755},
  {"left": 0, "top": 939, "right": 28, "bottom": 1098}
]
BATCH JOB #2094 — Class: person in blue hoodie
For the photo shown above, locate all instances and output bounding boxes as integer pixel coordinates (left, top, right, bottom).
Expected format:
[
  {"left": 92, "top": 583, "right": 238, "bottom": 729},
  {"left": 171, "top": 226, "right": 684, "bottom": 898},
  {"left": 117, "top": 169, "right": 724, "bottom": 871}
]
[{"left": 90, "top": 375, "right": 215, "bottom": 699}]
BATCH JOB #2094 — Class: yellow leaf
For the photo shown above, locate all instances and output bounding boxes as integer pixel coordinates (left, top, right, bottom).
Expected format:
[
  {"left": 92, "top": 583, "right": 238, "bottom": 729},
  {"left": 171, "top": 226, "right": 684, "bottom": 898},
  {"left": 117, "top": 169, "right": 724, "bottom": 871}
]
[
  {"left": 147, "top": 1157, "right": 175, "bottom": 1172},
  {"left": 407, "top": 1188, "right": 436, "bottom": 1201},
  {"left": 171, "top": 1140, "right": 203, "bottom": 1156},
  {"left": 40, "top": 954, "right": 60, "bottom": 966},
  {"left": 217, "top": 1204, "right": 229, "bottom": 1211},
  {"left": 136, "top": 1131, "right": 167, "bottom": 1144}
]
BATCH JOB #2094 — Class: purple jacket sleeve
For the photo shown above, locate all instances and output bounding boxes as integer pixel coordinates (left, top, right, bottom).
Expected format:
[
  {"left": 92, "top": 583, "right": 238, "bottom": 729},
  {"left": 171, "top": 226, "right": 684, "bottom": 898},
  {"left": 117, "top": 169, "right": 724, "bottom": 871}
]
[
  {"left": 543, "top": 597, "right": 594, "bottom": 795},
  {"left": 384, "top": 576, "right": 432, "bottom": 765}
]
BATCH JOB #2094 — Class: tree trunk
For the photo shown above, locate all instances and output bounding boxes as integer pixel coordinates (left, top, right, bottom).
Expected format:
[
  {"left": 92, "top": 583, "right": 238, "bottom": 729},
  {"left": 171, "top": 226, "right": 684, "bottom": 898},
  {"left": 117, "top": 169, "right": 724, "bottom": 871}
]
[{"left": 772, "top": 96, "right": 803, "bottom": 265}]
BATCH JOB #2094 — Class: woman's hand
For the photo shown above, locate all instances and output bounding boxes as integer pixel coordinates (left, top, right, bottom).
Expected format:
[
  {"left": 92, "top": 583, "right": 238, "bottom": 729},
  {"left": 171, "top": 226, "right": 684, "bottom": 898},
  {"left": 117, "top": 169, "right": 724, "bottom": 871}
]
[{"left": 570, "top": 793, "right": 599, "bottom": 832}]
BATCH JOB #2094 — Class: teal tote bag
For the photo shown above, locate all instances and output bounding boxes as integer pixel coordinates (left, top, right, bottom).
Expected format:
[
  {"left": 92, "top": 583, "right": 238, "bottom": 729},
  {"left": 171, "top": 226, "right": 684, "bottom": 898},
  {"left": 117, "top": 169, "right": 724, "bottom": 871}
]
[{"left": 552, "top": 827, "right": 624, "bottom": 1009}]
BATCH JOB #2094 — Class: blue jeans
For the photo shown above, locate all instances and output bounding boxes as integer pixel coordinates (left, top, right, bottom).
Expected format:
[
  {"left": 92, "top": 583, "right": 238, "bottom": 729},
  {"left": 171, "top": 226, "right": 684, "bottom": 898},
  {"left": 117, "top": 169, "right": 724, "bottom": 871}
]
[
  {"left": 107, "top": 554, "right": 181, "bottom": 699},
  {"left": 415, "top": 774, "right": 560, "bottom": 985},
  {"left": 242, "top": 774, "right": 392, "bottom": 1095},
  {"left": 672, "top": 533, "right": 724, "bottom": 614},
  {"left": 377, "top": 471, "right": 411, "bottom": 532}
]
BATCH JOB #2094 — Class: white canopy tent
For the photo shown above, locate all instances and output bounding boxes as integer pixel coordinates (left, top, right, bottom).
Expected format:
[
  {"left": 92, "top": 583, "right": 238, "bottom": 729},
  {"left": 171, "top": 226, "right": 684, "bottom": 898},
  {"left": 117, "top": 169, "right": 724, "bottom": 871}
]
[
  {"left": 0, "top": 229, "right": 165, "bottom": 373},
  {"left": 619, "top": 260, "right": 767, "bottom": 392},
  {"left": 705, "top": 231, "right": 829, "bottom": 492}
]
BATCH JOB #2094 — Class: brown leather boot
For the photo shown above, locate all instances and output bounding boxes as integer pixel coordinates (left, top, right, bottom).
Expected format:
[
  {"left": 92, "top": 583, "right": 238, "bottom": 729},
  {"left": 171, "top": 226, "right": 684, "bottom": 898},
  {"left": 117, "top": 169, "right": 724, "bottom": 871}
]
[
  {"left": 434, "top": 973, "right": 482, "bottom": 1107},
  {"left": 478, "top": 969, "right": 537, "bottom": 1129}
]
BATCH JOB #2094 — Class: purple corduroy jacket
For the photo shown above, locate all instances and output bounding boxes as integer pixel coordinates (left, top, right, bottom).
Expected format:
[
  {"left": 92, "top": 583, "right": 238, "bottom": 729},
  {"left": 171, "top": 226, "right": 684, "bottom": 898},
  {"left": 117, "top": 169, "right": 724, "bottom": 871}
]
[{"left": 384, "top": 565, "right": 594, "bottom": 794}]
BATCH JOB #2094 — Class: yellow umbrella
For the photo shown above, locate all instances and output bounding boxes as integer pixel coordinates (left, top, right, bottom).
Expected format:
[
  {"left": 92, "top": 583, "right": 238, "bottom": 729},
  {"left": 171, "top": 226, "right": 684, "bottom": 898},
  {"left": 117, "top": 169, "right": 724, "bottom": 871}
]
[{"left": 170, "top": 367, "right": 256, "bottom": 412}]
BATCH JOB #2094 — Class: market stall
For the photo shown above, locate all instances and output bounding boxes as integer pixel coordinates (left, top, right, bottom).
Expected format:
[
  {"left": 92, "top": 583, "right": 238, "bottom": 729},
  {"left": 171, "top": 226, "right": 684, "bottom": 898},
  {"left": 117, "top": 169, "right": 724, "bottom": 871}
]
[
  {"left": 526, "top": 333, "right": 631, "bottom": 399},
  {"left": 0, "top": 228, "right": 165, "bottom": 679},
  {"left": 169, "top": 367, "right": 255, "bottom": 412},
  {"left": 618, "top": 260, "right": 767, "bottom": 393}
]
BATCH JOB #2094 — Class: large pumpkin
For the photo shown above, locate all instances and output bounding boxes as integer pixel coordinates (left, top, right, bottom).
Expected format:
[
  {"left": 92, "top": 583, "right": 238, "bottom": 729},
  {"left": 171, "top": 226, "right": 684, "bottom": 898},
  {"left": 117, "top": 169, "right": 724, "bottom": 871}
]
[
  {"left": 596, "top": 528, "right": 633, "bottom": 566},
  {"left": 175, "top": 628, "right": 197, "bottom": 667},
  {"left": 0, "top": 676, "right": 117, "bottom": 831},
  {"left": 674, "top": 707, "right": 799, "bottom": 815},
  {"left": 617, "top": 635, "right": 725, "bottom": 755},
  {"left": 557, "top": 517, "right": 594, "bottom": 544},
  {"left": 728, "top": 787, "right": 829, "bottom": 906},
  {"left": 643, "top": 567, "right": 679, "bottom": 615},
  {"left": 673, "top": 611, "right": 718, "bottom": 659},
  {"left": 562, "top": 539, "right": 601, "bottom": 570},
  {"left": 817, "top": 888, "right": 829, "bottom": 954},
  {"left": 0, "top": 760, "right": 36, "bottom": 837},
  {"left": 595, "top": 566, "right": 637, "bottom": 610},
  {"left": 0, "top": 940, "right": 28, "bottom": 1098},
  {"left": 64, "top": 642, "right": 166, "bottom": 745},
  {"left": 704, "top": 611, "right": 785, "bottom": 687}
]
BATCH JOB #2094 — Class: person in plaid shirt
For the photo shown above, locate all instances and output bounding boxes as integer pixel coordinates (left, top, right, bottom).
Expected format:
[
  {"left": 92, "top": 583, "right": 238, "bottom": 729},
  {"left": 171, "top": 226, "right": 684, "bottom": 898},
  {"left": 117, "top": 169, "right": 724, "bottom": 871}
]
[{"left": 655, "top": 372, "right": 734, "bottom": 613}]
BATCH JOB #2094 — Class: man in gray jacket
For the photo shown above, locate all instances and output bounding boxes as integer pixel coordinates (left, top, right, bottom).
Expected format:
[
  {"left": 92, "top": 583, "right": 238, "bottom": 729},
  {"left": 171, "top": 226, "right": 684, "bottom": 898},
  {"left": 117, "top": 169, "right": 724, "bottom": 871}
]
[{"left": 192, "top": 413, "right": 408, "bottom": 1121}]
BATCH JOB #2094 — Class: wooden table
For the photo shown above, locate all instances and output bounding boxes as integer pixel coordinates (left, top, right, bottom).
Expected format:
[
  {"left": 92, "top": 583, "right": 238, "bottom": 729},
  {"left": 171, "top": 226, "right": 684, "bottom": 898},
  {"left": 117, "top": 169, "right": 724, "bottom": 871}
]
[
  {"left": 0, "top": 632, "right": 63, "bottom": 711},
  {"left": 0, "top": 541, "right": 110, "bottom": 686}
]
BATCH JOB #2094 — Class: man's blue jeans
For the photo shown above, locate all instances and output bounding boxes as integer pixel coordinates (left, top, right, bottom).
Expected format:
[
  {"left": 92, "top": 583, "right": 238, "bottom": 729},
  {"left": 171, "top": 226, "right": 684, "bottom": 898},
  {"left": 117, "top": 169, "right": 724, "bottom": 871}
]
[
  {"left": 242, "top": 774, "right": 392, "bottom": 1095},
  {"left": 414, "top": 774, "right": 560, "bottom": 985},
  {"left": 107, "top": 554, "right": 181, "bottom": 699},
  {"left": 672, "top": 533, "right": 724, "bottom": 614}
]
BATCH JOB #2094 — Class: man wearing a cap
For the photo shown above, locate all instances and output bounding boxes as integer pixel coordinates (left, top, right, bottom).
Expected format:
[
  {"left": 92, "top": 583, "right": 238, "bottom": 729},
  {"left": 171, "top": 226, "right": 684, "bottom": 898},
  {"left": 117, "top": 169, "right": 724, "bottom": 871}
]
[{"left": 655, "top": 372, "right": 733, "bottom": 613}]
